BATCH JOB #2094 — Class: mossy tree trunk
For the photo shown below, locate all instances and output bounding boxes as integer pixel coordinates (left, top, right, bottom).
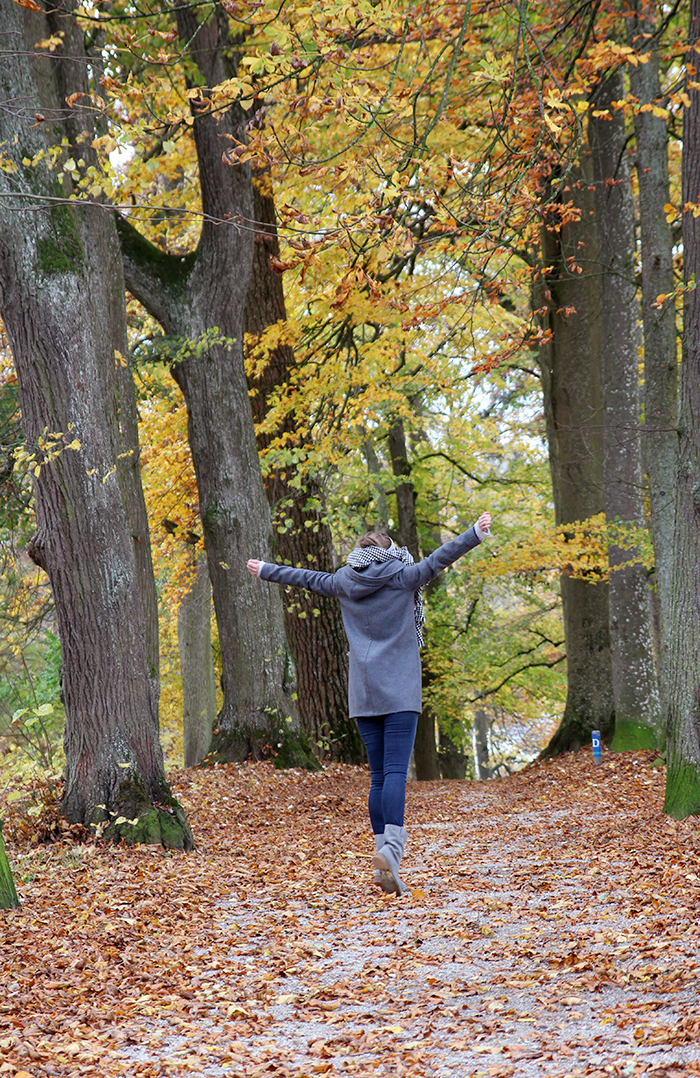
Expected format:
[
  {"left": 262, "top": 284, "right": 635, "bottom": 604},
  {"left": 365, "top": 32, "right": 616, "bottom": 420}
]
[
  {"left": 0, "top": 827, "right": 19, "bottom": 910},
  {"left": 627, "top": 4, "right": 679, "bottom": 723},
  {"left": 589, "top": 72, "right": 662, "bottom": 752},
  {"left": 245, "top": 170, "right": 359, "bottom": 763},
  {"left": 538, "top": 159, "right": 616, "bottom": 756},
  {"left": 117, "top": 8, "right": 312, "bottom": 767},
  {"left": 664, "top": 0, "right": 700, "bottom": 818},
  {"left": 0, "top": 1, "right": 190, "bottom": 848}
]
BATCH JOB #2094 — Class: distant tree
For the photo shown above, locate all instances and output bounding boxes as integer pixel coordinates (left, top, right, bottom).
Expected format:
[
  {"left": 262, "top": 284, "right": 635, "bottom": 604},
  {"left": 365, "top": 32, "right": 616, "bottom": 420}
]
[
  {"left": 589, "top": 71, "right": 662, "bottom": 751},
  {"left": 244, "top": 170, "right": 358, "bottom": 762},
  {"left": 664, "top": 0, "right": 700, "bottom": 818},
  {"left": 626, "top": 1, "right": 678, "bottom": 719},
  {"left": 178, "top": 556, "right": 217, "bottom": 768},
  {"left": 538, "top": 158, "right": 616, "bottom": 755},
  {"left": 117, "top": 8, "right": 315, "bottom": 766}
]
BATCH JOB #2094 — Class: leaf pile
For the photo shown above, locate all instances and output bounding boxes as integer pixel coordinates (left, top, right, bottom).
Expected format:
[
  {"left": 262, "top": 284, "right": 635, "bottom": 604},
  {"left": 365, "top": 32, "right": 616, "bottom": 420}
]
[{"left": 1, "top": 750, "right": 699, "bottom": 1078}]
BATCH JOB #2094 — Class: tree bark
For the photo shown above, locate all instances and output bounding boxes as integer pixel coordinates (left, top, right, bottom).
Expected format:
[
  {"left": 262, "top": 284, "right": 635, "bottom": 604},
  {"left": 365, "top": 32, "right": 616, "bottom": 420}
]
[
  {"left": 589, "top": 71, "right": 663, "bottom": 751},
  {"left": 538, "top": 159, "right": 616, "bottom": 756},
  {"left": 438, "top": 728, "right": 469, "bottom": 779},
  {"left": 244, "top": 170, "right": 358, "bottom": 762},
  {"left": 663, "top": 0, "right": 700, "bottom": 817},
  {"left": 386, "top": 417, "right": 468, "bottom": 778},
  {"left": 179, "top": 557, "right": 217, "bottom": 768},
  {"left": 118, "top": 9, "right": 314, "bottom": 767},
  {"left": 385, "top": 418, "right": 441, "bottom": 778},
  {"left": 473, "top": 709, "right": 492, "bottom": 780},
  {"left": 413, "top": 706, "right": 440, "bottom": 780},
  {"left": 362, "top": 436, "right": 390, "bottom": 528},
  {"left": 0, "top": 826, "right": 19, "bottom": 910},
  {"left": 627, "top": 4, "right": 678, "bottom": 721},
  {"left": 387, "top": 419, "right": 419, "bottom": 558},
  {"left": 0, "top": 1, "right": 190, "bottom": 847}
]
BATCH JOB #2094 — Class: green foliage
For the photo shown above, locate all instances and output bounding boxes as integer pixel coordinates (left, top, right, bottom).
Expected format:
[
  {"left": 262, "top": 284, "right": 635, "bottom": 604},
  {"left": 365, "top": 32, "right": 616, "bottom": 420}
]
[
  {"left": 0, "top": 376, "right": 30, "bottom": 533},
  {"left": 131, "top": 327, "right": 236, "bottom": 368},
  {"left": 0, "top": 633, "right": 64, "bottom": 778}
]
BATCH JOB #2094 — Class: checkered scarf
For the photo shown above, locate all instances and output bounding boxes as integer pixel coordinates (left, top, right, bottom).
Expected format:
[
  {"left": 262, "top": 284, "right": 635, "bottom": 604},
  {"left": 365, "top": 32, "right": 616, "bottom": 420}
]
[{"left": 346, "top": 543, "right": 425, "bottom": 647}]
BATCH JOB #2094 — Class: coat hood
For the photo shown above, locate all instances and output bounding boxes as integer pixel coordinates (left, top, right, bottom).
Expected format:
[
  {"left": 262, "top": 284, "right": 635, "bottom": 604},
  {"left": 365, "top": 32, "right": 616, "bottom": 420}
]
[{"left": 334, "top": 559, "right": 404, "bottom": 599}]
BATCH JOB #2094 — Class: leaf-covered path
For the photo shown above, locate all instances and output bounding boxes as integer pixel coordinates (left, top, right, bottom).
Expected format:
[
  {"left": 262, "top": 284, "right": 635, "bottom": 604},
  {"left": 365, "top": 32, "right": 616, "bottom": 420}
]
[{"left": 2, "top": 751, "right": 699, "bottom": 1078}]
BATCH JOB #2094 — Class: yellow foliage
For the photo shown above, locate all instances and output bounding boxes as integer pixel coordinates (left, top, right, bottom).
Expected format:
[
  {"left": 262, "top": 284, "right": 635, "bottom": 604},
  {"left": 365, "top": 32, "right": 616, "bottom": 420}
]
[{"left": 476, "top": 514, "right": 655, "bottom": 583}]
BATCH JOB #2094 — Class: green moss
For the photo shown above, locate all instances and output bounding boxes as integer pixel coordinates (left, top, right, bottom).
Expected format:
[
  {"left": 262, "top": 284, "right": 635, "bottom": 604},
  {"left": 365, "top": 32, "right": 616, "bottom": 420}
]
[
  {"left": 37, "top": 205, "right": 84, "bottom": 275},
  {"left": 0, "top": 825, "right": 19, "bottom": 910},
  {"left": 114, "top": 214, "right": 195, "bottom": 292},
  {"left": 273, "top": 722, "right": 321, "bottom": 771},
  {"left": 92, "top": 769, "right": 194, "bottom": 851},
  {"left": 201, "top": 501, "right": 224, "bottom": 532},
  {"left": 208, "top": 709, "right": 321, "bottom": 771},
  {"left": 609, "top": 719, "right": 660, "bottom": 753},
  {"left": 119, "top": 808, "right": 162, "bottom": 844},
  {"left": 158, "top": 805, "right": 193, "bottom": 848},
  {"left": 663, "top": 760, "right": 700, "bottom": 819}
]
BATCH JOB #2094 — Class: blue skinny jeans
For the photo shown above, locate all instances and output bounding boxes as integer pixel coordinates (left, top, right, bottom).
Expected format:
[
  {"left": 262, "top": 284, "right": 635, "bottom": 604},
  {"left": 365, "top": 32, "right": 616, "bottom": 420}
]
[{"left": 356, "top": 711, "right": 419, "bottom": 833}]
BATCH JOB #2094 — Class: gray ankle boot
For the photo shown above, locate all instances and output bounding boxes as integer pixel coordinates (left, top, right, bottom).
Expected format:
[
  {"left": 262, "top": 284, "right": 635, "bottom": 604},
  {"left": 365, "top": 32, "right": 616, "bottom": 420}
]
[
  {"left": 373, "top": 833, "right": 385, "bottom": 886},
  {"left": 372, "top": 824, "right": 409, "bottom": 896}
]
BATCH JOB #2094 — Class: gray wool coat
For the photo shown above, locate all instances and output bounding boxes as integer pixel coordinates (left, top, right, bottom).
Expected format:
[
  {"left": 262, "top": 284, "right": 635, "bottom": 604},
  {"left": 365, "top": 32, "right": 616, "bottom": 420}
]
[{"left": 259, "top": 526, "right": 484, "bottom": 718}]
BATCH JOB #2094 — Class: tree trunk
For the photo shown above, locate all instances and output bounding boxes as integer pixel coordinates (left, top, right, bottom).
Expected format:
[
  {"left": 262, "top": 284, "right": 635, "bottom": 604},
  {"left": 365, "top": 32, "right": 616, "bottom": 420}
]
[
  {"left": 0, "top": 827, "right": 19, "bottom": 910},
  {"left": 413, "top": 708, "right": 440, "bottom": 780},
  {"left": 118, "top": 9, "right": 314, "bottom": 767},
  {"left": 589, "top": 71, "right": 663, "bottom": 751},
  {"left": 362, "top": 437, "right": 390, "bottom": 528},
  {"left": 627, "top": 4, "right": 678, "bottom": 722},
  {"left": 385, "top": 418, "right": 441, "bottom": 778},
  {"left": 244, "top": 170, "right": 358, "bottom": 763},
  {"left": 179, "top": 558, "right": 217, "bottom": 768},
  {"left": 663, "top": 0, "right": 700, "bottom": 817},
  {"left": 387, "top": 419, "right": 419, "bottom": 557},
  {"left": 0, "top": 1, "right": 191, "bottom": 848},
  {"left": 439, "top": 728, "right": 469, "bottom": 779},
  {"left": 473, "top": 709, "right": 492, "bottom": 780},
  {"left": 538, "top": 159, "right": 616, "bottom": 756}
]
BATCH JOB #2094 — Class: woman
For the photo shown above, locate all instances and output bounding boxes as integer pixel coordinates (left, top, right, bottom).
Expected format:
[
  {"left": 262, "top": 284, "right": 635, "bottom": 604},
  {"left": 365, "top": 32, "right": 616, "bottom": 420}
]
[{"left": 247, "top": 511, "right": 491, "bottom": 895}]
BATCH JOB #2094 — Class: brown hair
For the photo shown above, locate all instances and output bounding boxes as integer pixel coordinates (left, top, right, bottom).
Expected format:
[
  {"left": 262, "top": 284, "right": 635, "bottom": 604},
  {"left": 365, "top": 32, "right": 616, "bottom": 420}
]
[{"left": 356, "top": 531, "right": 391, "bottom": 549}]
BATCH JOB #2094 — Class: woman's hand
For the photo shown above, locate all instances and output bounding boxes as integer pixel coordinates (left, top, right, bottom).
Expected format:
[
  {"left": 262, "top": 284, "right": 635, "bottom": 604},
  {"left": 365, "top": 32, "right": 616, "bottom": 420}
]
[
  {"left": 477, "top": 512, "right": 491, "bottom": 534},
  {"left": 247, "top": 559, "right": 262, "bottom": 577}
]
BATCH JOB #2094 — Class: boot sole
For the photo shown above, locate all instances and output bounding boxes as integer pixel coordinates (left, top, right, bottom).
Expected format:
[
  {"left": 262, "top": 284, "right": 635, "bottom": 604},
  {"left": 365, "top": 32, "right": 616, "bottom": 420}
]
[{"left": 372, "top": 853, "right": 400, "bottom": 895}]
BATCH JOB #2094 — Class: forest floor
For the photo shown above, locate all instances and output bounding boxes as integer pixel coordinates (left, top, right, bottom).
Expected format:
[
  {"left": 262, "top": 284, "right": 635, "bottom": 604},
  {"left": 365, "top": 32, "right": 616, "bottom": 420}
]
[{"left": 1, "top": 748, "right": 700, "bottom": 1078}]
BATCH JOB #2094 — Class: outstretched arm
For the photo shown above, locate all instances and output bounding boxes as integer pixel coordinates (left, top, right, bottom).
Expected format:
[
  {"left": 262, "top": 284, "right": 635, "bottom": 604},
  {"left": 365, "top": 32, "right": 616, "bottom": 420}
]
[
  {"left": 247, "top": 559, "right": 339, "bottom": 597},
  {"left": 398, "top": 512, "right": 492, "bottom": 590}
]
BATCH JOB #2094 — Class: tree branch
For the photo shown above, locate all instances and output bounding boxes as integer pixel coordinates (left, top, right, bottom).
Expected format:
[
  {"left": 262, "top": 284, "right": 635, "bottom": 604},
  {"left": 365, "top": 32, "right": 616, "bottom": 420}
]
[
  {"left": 471, "top": 653, "right": 567, "bottom": 702},
  {"left": 115, "top": 214, "right": 194, "bottom": 332}
]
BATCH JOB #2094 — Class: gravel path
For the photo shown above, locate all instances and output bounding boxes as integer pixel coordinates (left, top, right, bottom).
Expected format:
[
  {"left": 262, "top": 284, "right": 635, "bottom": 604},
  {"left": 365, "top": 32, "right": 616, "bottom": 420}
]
[{"left": 111, "top": 753, "right": 700, "bottom": 1078}]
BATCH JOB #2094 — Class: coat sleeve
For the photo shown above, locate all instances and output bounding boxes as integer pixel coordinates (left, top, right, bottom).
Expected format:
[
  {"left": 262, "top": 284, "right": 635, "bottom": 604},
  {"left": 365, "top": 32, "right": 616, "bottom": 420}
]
[
  {"left": 396, "top": 526, "right": 484, "bottom": 590},
  {"left": 258, "top": 562, "right": 339, "bottom": 597}
]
